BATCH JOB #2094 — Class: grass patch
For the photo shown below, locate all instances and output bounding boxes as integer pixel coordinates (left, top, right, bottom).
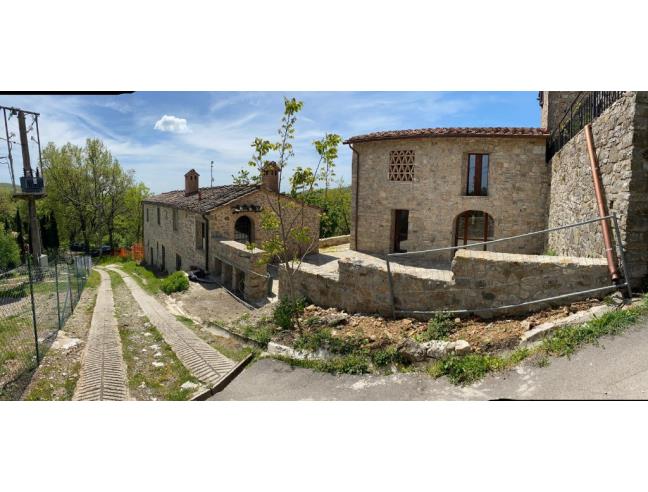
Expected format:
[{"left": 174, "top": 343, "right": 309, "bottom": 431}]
[
  {"left": 107, "top": 269, "right": 125, "bottom": 287},
  {"left": 293, "top": 327, "right": 366, "bottom": 356},
  {"left": 274, "top": 353, "right": 371, "bottom": 375},
  {"left": 86, "top": 269, "right": 101, "bottom": 289},
  {"left": 239, "top": 321, "right": 276, "bottom": 346},
  {"left": 176, "top": 315, "right": 258, "bottom": 362},
  {"left": 24, "top": 361, "right": 81, "bottom": 401}
]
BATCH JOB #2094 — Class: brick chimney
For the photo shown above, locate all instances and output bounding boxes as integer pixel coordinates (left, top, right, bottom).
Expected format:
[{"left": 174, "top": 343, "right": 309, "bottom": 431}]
[
  {"left": 261, "top": 161, "right": 279, "bottom": 193},
  {"left": 185, "top": 169, "right": 199, "bottom": 196}
]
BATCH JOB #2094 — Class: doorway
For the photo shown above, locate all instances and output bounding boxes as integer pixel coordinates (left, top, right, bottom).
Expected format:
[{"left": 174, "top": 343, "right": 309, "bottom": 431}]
[
  {"left": 392, "top": 209, "right": 409, "bottom": 253},
  {"left": 161, "top": 245, "right": 166, "bottom": 271}
]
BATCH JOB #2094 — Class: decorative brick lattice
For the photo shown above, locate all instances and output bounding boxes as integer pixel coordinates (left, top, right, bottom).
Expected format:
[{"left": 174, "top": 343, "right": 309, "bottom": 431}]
[{"left": 389, "top": 150, "right": 415, "bottom": 181}]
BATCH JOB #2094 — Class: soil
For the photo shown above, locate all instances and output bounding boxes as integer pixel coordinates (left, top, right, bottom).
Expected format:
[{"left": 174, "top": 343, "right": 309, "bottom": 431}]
[
  {"left": 273, "top": 298, "right": 607, "bottom": 355},
  {"left": 166, "top": 280, "right": 254, "bottom": 325}
]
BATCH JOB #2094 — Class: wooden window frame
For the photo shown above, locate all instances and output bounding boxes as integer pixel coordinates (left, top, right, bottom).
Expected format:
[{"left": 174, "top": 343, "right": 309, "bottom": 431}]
[
  {"left": 157, "top": 207, "right": 161, "bottom": 225},
  {"left": 466, "top": 153, "right": 489, "bottom": 196},
  {"left": 172, "top": 208, "right": 178, "bottom": 231},
  {"left": 454, "top": 211, "right": 494, "bottom": 251}
]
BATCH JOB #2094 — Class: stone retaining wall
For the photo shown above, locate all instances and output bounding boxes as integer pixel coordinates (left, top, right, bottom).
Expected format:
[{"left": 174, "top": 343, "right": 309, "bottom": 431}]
[
  {"left": 547, "top": 91, "right": 648, "bottom": 287},
  {"left": 280, "top": 250, "right": 609, "bottom": 318},
  {"left": 318, "top": 235, "right": 351, "bottom": 248},
  {"left": 212, "top": 241, "right": 268, "bottom": 304}
]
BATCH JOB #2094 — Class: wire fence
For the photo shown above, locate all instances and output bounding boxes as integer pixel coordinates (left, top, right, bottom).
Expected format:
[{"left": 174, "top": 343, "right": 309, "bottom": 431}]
[
  {"left": 0, "top": 254, "right": 92, "bottom": 392},
  {"left": 385, "top": 214, "right": 631, "bottom": 318}
]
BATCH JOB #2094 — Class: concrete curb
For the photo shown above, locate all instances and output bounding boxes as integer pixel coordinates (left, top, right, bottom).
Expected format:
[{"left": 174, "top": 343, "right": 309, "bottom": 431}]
[{"left": 190, "top": 353, "right": 255, "bottom": 401}]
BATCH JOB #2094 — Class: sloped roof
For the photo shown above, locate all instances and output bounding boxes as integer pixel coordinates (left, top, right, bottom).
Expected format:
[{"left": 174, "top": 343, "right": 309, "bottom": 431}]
[
  {"left": 344, "top": 127, "right": 549, "bottom": 144},
  {"left": 143, "top": 185, "right": 258, "bottom": 214}
]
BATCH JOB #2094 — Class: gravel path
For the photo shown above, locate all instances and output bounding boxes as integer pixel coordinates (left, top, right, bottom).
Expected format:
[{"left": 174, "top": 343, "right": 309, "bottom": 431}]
[
  {"left": 106, "top": 265, "right": 236, "bottom": 387},
  {"left": 73, "top": 269, "right": 129, "bottom": 401}
]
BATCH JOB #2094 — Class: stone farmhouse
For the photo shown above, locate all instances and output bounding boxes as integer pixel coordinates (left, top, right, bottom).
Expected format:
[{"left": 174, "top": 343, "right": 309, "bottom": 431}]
[
  {"left": 142, "top": 163, "right": 320, "bottom": 303},
  {"left": 283, "top": 91, "right": 648, "bottom": 318},
  {"left": 345, "top": 91, "right": 648, "bottom": 288}
]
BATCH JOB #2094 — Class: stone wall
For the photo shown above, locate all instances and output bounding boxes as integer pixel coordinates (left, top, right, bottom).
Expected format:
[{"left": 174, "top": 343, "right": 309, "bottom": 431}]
[
  {"left": 211, "top": 240, "right": 268, "bottom": 304},
  {"left": 143, "top": 204, "right": 207, "bottom": 272},
  {"left": 546, "top": 92, "right": 648, "bottom": 286},
  {"left": 351, "top": 136, "right": 550, "bottom": 257},
  {"left": 280, "top": 250, "right": 609, "bottom": 318},
  {"left": 319, "top": 235, "right": 350, "bottom": 248}
]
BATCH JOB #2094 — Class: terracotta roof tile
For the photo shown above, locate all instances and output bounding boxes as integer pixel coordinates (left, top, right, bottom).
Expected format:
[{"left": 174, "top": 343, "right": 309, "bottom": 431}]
[
  {"left": 143, "top": 185, "right": 259, "bottom": 214},
  {"left": 344, "top": 127, "right": 549, "bottom": 144}
]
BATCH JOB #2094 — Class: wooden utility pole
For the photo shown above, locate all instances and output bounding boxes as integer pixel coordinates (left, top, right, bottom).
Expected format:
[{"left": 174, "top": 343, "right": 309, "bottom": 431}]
[{"left": 17, "top": 110, "right": 43, "bottom": 262}]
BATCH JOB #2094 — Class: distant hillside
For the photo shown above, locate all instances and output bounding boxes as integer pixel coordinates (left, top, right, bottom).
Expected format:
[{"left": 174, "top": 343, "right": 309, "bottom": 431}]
[{"left": 0, "top": 182, "right": 13, "bottom": 192}]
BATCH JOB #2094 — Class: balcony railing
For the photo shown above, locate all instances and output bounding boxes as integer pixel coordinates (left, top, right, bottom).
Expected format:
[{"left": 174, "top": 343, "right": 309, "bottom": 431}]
[{"left": 546, "top": 91, "right": 625, "bottom": 160}]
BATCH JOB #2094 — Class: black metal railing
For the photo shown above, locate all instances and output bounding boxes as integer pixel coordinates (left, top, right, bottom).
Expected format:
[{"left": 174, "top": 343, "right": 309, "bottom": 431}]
[{"left": 547, "top": 91, "right": 625, "bottom": 160}]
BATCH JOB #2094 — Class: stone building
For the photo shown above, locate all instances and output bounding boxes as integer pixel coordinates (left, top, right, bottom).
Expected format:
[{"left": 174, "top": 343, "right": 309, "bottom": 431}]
[
  {"left": 345, "top": 128, "right": 550, "bottom": 257},
  {"left": 142, "top": 163, "right": 320, "bottom": 303},
  {"left": 345, "top": 91, "right": 648, "bottom": 288}
]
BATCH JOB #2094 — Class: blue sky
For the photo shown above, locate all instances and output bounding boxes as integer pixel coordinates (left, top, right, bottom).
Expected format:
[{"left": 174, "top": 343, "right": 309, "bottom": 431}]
[{"left": 0, "top": 92, "right": 541, "bottom": 193}]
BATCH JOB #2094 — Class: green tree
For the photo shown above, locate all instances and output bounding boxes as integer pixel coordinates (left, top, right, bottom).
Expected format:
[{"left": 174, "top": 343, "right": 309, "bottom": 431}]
[
  {"left": 42, "top": 139, "right": 148, "bottom": 251},
  {"left": 0, "top": 224, "right": 20, "bottom": 270},
  {"left": 245, "top": 98, "right": 341, "bottom": 322}
]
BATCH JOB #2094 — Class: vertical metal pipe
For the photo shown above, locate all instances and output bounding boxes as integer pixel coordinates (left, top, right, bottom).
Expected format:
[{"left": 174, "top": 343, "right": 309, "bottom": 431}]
[
  {"left": 584, "top": 123, "right": 620, "bottom": 282},
  {"left": 54, "top": 258, "right": 61, "bottom": 330},
  {"left": 385, "top": 256, "right": 396, "bottom": 319},
  {"left": 26, "top": 255, "right": 40, "bottom": 365},
  {"left": 611, "top": 212, "right": 632, "bottom": 298}
]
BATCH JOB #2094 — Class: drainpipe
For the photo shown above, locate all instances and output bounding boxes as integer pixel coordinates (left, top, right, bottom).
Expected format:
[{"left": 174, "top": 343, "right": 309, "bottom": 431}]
[
  {"left": 202, "top": 213, "right": 210, "bottom": 272},
  {"left": 348, "top": 143, "right": 360, "bottom": 251},
  {"left": 584, "top": 123, "right": 620, "bottom": 282}
]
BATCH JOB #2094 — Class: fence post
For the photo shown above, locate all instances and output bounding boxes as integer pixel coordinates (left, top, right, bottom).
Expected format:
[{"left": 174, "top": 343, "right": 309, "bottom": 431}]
[
  {"left": 26, "top": 255, "right": 40, "bottom": 365},
  {"left": 67, "top": 261, "right": 74, "bottom": 314},
  {"left": 385, "top": 255, "right": 396, "bottom": 319},
  {"left": 74, "top": 259, "right": 81, "bottom": 305},
  {"left": 611, "top": 212, "right": 633, "bottom": 299},
  {"left": 54, "top": 257, "right": 61, "bottom": 330}
]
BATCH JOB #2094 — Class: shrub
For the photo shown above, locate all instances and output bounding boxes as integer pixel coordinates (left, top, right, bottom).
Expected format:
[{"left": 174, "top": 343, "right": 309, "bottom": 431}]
[
  {"left": 160, "top": 271, "right": 189, "bottom": 294},
  {"left": 0, "top": 226, "right": 20, "bottom": 271},
  {"left": 273, "top": 297, "right": 307, "bottom": 330},
  {"left": 371, "top": 346, "right": 405, "bottom": 367},
  {"left": 416, "top": 313, "right": 456, "bottom": 342},
  {"left": 293, "top": 328, "right": 364, "bottom": 355}
]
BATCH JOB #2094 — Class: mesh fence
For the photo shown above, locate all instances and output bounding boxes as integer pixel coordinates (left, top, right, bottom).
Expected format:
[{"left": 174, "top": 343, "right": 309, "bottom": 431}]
[{"left": 0, "top": 255, "right": 92, "bottom": 391}]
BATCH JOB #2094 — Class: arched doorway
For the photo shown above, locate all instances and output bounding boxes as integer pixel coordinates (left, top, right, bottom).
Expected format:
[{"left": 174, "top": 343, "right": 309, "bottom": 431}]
[
  {"left": 234, "top": 216, "right": 253, "bottom": 244},
  {"left": 454, "top": 211, "right": 494, "bottom": 251}
]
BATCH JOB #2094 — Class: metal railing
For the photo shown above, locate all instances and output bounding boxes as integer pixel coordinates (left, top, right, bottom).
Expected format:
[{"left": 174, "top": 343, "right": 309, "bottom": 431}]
[
  {"left": 385, "top": 214, "right": 631, "bottom": 318},
  {"left": 547, "top": 91, "right": 625, "bottom": 160},
  {"left": 0, "top": 254, "right": 92, "bottom": 397}
]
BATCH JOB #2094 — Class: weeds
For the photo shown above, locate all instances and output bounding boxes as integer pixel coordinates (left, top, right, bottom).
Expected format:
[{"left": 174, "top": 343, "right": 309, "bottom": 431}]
[
  {"left": 293, "top": 328, "right": 364, "bottom": 355},
  {"left": 86, "top": 270, "right": 101, "bottom": 289},
  {"left": 415, "top": 313, "right": 457, "bottom": 342},
  {"left": 273, "top": 297, "right": 307, "bottom": 330},
  {"left": 274, "top": 354, "right": 371, "bottom": 375}
]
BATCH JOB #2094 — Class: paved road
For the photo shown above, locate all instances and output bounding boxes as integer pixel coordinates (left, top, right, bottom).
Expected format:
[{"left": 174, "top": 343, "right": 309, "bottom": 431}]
[
  {"left": 106, "top": 266, "right": 236, "bottom": 387},
  {"left": 74, "top": 269, "right": 129, "bottom": 401},
  {"left": 213, "top": 319, "right": 648, "bottom": 400}
]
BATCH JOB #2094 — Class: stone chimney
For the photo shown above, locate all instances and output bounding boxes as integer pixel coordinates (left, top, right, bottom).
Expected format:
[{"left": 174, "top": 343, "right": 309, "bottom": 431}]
[
  {"left": 185, "top": 169, "right": 199, "bottom": 196},
  {"left": 261, "top": 161, "right": 279, "bottom": 193}
]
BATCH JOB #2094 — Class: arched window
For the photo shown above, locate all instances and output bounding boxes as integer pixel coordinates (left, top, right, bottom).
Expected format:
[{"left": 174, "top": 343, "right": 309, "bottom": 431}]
[
  {"left": 454, "top": 211, "right": 494, "bottom": 251},
  {"left": 234, "top": 216, "right": 253, "bottom": 244}
]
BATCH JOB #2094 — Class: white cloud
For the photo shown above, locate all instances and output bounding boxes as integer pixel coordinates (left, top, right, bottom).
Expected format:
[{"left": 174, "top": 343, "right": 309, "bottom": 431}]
[{"left": 153, "top": 114, "right": 189, "bottom": 133}]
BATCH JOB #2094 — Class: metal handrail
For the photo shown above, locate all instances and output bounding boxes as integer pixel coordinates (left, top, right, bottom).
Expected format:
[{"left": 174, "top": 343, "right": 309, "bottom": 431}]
[
  {"left": 387, "top": 214, "right": 612, "bottom": 258},
  {"left": 547, "top": 91, "right": 625, "bottom": 160}
]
